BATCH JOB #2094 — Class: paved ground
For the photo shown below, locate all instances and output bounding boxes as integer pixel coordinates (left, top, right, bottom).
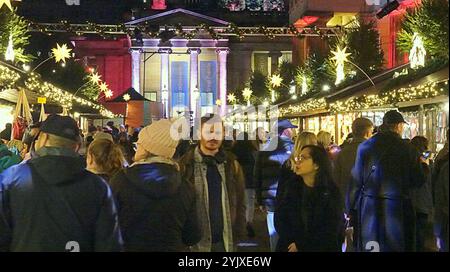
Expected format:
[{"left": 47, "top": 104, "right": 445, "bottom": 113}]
[
  {"left": 238, "top": 209, "right": 271, "bottom": 252},
  {"left": 237, "top": 209, "right": 439, "bottom": 252}
]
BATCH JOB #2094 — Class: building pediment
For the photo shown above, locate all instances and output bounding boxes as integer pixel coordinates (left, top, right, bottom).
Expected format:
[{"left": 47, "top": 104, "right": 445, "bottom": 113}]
[{"left": 125, "top": 8, "right": 230, "bottom": 27}]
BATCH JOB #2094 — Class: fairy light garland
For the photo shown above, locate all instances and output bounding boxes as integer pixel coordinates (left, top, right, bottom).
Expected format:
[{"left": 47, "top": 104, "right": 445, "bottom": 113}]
[
  {"left": 27, "top": 21, "right": 337, "bottom": 40},
  {"left": 280, "top": 80, "right": 448, "bottom": 117},
  {"left": 0, "top": 64, "right": 21, "bottom": 90},
  {"left": 280, "top": 98, "right": 327, "bottom": 116},
  {"left": 25, "top": 75, "right": 117, "bottom": 118},
  {"left": 329, "top": 80, "right": 448, "bottom": 113}
]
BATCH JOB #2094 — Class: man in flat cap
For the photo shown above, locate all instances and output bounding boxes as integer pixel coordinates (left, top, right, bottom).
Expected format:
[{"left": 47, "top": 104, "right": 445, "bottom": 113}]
[{"left": 0, "top": 114, "right": 122, "bottom": 252}]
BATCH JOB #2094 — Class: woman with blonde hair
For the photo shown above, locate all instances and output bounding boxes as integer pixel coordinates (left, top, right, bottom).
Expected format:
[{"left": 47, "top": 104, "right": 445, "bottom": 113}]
[
  {"left": 289, "top": 131, "right": 318, "bottom": 171},
  {"left": 317, "top": 130, "right": 340, "bottom": 162},
  {"left": 86, "top": 138, "right": 126, "bottom": 182}
]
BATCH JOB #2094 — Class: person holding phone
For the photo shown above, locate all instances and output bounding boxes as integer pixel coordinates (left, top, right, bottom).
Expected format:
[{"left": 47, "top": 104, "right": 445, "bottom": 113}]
[{"left": 411, "top": 136, "right": 434, "bottom": 252}]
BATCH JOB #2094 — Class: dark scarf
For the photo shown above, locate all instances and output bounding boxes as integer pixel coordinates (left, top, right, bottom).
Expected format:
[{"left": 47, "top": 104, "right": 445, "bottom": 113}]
[{"left": 199, "top": 147, "right": 226, "bottom": 243}]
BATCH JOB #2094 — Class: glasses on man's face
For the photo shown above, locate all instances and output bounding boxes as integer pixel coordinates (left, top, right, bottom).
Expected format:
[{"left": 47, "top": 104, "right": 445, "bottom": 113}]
[{"left": 294, "top": 154, "right": 312, "bottom": 164}]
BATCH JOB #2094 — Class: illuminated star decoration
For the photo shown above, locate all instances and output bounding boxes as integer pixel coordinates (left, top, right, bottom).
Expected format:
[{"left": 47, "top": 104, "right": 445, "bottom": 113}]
[
  {"left": 227, "top": 93, "right": 237, "bottom": 104},
  {"left": 243, "top": 88, "right": 253, "bottom": 106},
  {"left": 99, "top": 82, "right": 109, "bottom": 92},
  {"left": 242, "top": 88, "right": 253, "bottom": 101},
  {"left": 331, "top": 46, "right": 351, "bottom": 85},
  {"left": 215, "top": 99, "right": 222, "bottom": 106},
  {"left": 104, "top": 89, "right": 113, "bottom": 99},
  {"left": 0, "top": 0, "right": 13, "bottom": 11},
  {"left": 52, "top": 43, "right": 72, "bottom": 64},
  {"left": 89, "top": 72, "right": 102, "bottom": 84},
  {"left": 409, "top": 33, "right": 426, "bottom": 69},
  {"left": 123, "top": 94, "right": 131, "bottom": 102},
  {"left": 270, "top": 74, "right": 283, "bottom": 88}
]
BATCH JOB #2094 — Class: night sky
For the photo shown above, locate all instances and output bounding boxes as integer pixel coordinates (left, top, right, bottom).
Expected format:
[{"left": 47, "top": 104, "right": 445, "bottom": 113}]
[{"left": 16, "top": 0, "right": 142, "bottom": 24}]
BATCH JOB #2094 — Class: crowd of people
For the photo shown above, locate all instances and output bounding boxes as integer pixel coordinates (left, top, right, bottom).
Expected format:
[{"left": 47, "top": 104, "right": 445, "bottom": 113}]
[{"left": 0, "top": 109, "right": 448, "bottom": 252}]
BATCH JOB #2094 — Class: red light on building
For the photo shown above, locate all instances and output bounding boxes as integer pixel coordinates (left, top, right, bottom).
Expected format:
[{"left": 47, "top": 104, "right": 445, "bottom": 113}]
[
  {"left": 151, "top": 0, "right": 166, "bottom": 10},
  {"left": 294, "top": 16, "right": 319, "bottom": 28}
]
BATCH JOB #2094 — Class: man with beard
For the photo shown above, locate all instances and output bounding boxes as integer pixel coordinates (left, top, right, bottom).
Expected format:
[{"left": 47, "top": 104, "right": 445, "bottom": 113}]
[{"left": 179, "top": 114, "right": 246, "bottom": 252}]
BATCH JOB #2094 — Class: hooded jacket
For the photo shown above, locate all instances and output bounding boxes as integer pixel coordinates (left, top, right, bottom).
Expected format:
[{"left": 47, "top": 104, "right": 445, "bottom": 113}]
[
  {"left": 109, "top": 157, "right": 201, "bottom": 252},
  {"left": 0, "top": 146, "right": 122, "bottom": 252}
]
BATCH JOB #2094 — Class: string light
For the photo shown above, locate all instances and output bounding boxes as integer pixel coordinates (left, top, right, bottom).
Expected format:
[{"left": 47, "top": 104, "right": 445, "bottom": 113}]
[
  {"left": 0, "top": 64, "right": 21, "bottom": 89},
  {"left": 279, "top": 80, "right": 448, "bottom": 117}
]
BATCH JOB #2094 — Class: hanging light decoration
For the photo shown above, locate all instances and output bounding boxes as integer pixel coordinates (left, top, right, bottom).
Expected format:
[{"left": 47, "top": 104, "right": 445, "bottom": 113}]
[
  {"left": 5, "top": 34, "right": 15, "bottom": 62},
  {"left": 331, "top": 46, "right": 351, "bottom": 85},
  {"left": 409, "top": 33, "right": 426, "bottom": 69},
  {"left": 52, "top": 43, "right": 72, "bottom": 63},
  {"left": 0, "top": 0, "right": 13, "bottom": 11}
]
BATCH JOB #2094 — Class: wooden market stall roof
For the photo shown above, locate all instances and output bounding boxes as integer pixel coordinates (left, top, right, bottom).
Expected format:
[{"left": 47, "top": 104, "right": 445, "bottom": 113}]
[
  {"left": 280, "top": 63, "right": 449, "bottom": 118},
  {"left": 0, "top": 61, "right": 117, "bottom": 118}
]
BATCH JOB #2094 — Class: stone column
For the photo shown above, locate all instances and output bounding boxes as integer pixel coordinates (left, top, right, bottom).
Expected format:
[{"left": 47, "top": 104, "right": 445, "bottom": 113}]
[
  {"left": 188, "top": 48, "right": 201, "bottom": 118},
  {"left": 130, "top": 49, "right": 142, "bottom": 93},
  {"left": 216, "top": 48, "right": 230, "bottom": 116},
  {"left": 159, "top": 48, "right": 172, "bottom": 117},
  {"left": 269, "top": 51, "right": 282, "bottom": 75}
]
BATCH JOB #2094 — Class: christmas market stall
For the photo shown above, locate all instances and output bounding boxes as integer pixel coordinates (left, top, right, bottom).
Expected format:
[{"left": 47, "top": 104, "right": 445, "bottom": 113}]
[{"left": 0, "top": 61, "right": 117, "bottom": 137}]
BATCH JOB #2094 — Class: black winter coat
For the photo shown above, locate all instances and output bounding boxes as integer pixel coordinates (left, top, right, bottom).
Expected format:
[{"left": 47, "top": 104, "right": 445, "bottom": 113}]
[
  {"left": 254, "top": 136, "right": 294, "bottom": 211},
  {"left": 275, "top": 166, "right": 344, "bottom": 252},
  {"left": 109, "top": 162, "right": 201, "bottom": 252},
  {"left": 0, "top": 147, "right": 122, "bottom": 252},
  {"left": 232, "top": 141, "right": 258, "bottom": 189},
  {"left": 348, "top": 131, "right": 425, "bottom": 252}
]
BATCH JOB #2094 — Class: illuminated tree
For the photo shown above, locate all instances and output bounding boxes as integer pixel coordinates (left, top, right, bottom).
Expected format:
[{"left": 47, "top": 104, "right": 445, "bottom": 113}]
[
  {"left": 398, "top": 0, "right": 449, "bottom": 59},
  {"left": 0, "top": 10, "right": 33, "bottom": 63}
]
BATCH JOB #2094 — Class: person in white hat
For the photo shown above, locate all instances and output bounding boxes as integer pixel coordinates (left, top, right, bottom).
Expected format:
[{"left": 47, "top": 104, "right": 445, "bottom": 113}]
[{"left": 109, "top": 119, "right": 201, "bottom": 251}]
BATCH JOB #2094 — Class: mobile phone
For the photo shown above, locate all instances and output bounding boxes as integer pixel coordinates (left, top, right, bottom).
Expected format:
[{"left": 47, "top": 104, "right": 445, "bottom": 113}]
[{"left": 422, "top": 151, "right": 431, "bottom": 159}]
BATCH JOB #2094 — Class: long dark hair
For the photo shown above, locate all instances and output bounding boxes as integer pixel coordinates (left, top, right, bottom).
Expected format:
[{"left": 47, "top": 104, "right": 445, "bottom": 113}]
[{"left": 301, "top": 145, "right": 335, "bottom": 189}]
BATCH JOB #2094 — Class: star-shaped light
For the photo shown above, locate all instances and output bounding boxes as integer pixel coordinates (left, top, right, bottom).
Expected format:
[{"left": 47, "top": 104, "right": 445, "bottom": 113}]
[
  {"left": 52, "top": 43, "right": 72, "bottom": 64},
  {"left": 270, "top": 74, "right": 283, "bottom": 87},
  {"left": 331, "top": 46, "right": 351, "bottom": 65},
  {"left": 123, "top": 94, "right": 131, "bottom": 102},
  {"left": 227, "top": 93, "right": 236, "bottom": 104},
  {"left": 215, "top": 99, "right": 222, "bottom": 106},
  {"left": 99, "top": 82, "right": 109, "bottom": 92},
  {"left": 242, "top": 88, "right": 253, "bottom": 101},
  {"left": 89, "top": 72, "right": 102, "bottom": 84},
  {"left": 104, "top": 89, "right": 113, "bottom": 99},
  {"left": 0, "top": 0, "right": 13, "bottom": 11}
]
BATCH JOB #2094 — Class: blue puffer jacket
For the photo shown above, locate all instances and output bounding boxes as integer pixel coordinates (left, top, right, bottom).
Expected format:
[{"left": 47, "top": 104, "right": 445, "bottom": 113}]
[
  {"left": 254, "top": 135, "right": 294, "bottom": 211},
  {"left": 0, "top": 147, "right": 123, "bottom": 252}
]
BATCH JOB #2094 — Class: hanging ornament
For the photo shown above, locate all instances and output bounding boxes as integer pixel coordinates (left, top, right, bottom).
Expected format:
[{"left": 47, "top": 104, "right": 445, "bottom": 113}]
[
  {"left": 52, "top": 43, "right": 72, "bottom": 64},
  {"left": 227, "top": 93, "right": 237, "bottom": 104},
  {"left": 331, "top": 46, "right": 351, "bottom": 85},
  {"left": 104, "top": 89, "right": 113, "bottom": 99},
  {"left": 5, "top": 34, "right": 15, "bottom": 62},
  {"left": 270, "top": 74, "right": 283, "bottom": 88},
  {"left": 0, "top": 0, "right": 13, "bottom": 11},
  {"left": 242, "top": 88, "right": 253, "bottom": 106},
  {"left": 409, "top": 33, "right": 426, "bottom": 69},
  {"left": 89, "top": 72, "right": 102, "bottom": 84},
  {"left": 99, "top": 82, "right": 109, "bottom": 92}
]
